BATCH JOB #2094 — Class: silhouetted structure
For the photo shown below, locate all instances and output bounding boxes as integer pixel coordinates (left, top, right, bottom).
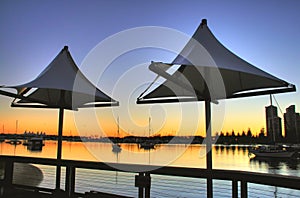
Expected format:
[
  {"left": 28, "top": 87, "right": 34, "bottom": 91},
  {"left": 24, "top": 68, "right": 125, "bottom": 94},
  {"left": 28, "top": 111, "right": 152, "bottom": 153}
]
[
  {"left": 284, "top": 105, "right": 300, "bottom": 144},
  {"left": 136, "top": 19, "right": 296, "bottom": 198},
  {"left": 0, "top": 46, "right": 118, "bottom": 191},
  {"left": 265, "top": 105, "right": 282, "bottom": 143}
]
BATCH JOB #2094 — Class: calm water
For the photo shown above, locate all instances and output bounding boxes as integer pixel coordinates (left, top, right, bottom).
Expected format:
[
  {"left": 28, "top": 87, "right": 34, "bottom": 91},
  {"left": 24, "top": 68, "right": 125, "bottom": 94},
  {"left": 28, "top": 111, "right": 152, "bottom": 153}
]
[{"left": 1, "top": 141, "right": 300, "bottom": 197}]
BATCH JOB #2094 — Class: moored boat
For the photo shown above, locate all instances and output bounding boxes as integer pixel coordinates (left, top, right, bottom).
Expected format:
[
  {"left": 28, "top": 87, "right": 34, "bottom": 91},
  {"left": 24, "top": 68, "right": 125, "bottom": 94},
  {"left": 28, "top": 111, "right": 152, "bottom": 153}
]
[
  {"left": 26, "top": 137, "right": 45, "bottom": 151},
  {"left": 112, "top": 116, "right": 122, "bottom": 153},
  {"left": 112, "top": 143, "right": 122, "bottom": 153},
  {"left": 139, "top": 141, "right": 155, "bottom": 150},
  {"left": 249, "top": 145, "right": 295, "bottom": 158},
  {"left": 6, "top": 139, "right": 22, "bottom": 145},
  {"left": 139, "top": 116, "right": 156, "bottom": 150}
]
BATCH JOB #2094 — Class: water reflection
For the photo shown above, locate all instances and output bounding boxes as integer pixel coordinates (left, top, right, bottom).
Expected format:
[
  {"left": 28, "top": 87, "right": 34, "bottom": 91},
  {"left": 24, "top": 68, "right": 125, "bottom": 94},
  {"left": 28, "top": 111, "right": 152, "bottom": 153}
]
[
  {"left": 250, "top": 157, "right": 300, "bottom": 171},
  {"left": 1, "top": 141, "right": 299, "bottom": 177}
]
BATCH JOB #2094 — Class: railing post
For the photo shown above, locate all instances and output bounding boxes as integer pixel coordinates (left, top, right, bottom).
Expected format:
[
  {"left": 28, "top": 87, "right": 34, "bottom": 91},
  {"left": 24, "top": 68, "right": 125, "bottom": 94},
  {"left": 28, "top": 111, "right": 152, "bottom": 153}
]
[
  {"left": 135, "top": 172, "right": 151, "bottom": 198},
  {"left": 56, "top": 164, "right": 61, "bottom": 189},
  {"left": 65, "top": 165, "right": 76, "bottom": 197},
  {"left": 144, "top": 172, "right": 151, "bottom": 198},
  {"left": 241, "top": 180, "right": 248, "bottom": 198},
  {"left": 207, "top": 175, "right": 213, "bottom": 198},
  {"left": 232, "top": 179, "right": 238, "bottom": 198},
  {"left": 136, "top": 173, "right": 144, "bottom": 198},
  {"left": 2, "top": 160, "right": 14, "bottom": 196}
]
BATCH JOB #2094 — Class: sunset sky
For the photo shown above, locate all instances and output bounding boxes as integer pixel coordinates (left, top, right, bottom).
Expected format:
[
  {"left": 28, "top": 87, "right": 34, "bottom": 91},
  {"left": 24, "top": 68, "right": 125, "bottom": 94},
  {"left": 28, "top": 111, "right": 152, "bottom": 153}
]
[{"left": 0, "top": 1, "right": 299, "bottom": 137}]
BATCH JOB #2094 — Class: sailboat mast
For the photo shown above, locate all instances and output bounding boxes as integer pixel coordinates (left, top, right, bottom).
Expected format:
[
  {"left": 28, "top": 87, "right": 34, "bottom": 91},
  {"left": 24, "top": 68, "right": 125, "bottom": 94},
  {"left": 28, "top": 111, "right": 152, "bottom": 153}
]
[
  {"left": 117, "top": 116, "right": 120, "bottom": 136},
  {"left": 149, "top": 117, "right": 151, "bottom": 137},
  {"left": 16, "top": 120, "right": 18, "bottom": 134},
  {"left": 270, "top": 94, "right": 276, "bottom": 144}
]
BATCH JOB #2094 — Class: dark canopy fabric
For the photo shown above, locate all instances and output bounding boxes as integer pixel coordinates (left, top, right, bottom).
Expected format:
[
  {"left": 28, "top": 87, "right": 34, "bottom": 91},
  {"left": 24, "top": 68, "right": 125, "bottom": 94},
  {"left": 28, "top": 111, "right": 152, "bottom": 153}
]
[
  {"left": 137, "top": 19, "right": 295, "bottom": 103},
  {"left": 1, "top": 46, "right": 118, "bottom": 110},
  {"left": 0, "top": 46, "right": 119, "bottom": 190}
]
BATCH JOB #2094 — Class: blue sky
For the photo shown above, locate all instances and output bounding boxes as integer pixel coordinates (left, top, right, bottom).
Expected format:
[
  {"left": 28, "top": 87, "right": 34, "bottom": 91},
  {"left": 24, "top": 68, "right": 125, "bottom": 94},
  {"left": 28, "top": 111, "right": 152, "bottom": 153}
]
[{"left": 0, "top": 1, "right": 299, "bottom": 136}]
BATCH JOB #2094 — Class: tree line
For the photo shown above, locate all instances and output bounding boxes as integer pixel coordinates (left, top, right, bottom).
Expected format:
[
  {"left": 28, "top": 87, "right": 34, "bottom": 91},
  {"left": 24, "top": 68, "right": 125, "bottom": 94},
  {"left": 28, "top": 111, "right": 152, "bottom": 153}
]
[{"left": 215, "top": 128, "right": 269, "bottom": 145}]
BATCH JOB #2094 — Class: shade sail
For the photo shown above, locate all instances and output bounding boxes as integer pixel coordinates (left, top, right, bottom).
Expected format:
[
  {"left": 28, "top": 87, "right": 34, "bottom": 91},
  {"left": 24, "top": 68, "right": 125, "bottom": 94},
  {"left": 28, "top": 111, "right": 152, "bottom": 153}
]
[
  {"left": 137, "top": 19, "right": 296, "bottom": 104},
  {"left": 0, "top": 46, "right": 118, "bottom": 110},
  {"left": 0, "top": 46, "right": 119, "bottom": 190},
  {"left": 135, "top": 19, "right": 296, "bottom": 197}
]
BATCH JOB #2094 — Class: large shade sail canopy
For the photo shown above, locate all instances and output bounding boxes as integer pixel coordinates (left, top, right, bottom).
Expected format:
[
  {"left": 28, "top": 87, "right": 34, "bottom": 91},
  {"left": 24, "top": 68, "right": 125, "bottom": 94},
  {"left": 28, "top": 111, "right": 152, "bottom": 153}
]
[
  {"left": 0, "top": 46, "right": 118, "bottom": 109},
  {"left": 136, "top": 19, "right": 296, "bottom": 197},
  {"left": 0, "top": 46, "right": 118, "bottom": 190},
  {"left": 137, "top": 19, "right": 296, "bottom": 104}
]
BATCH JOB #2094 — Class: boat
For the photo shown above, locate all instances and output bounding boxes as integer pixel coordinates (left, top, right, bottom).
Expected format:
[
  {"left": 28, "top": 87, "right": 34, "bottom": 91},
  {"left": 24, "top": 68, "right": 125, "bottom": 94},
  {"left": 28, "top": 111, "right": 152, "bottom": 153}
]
[
  {"left": 112, "top": 143, "right": 122, "bottom": 153},
  {"left": 25, "top": 137, "right": 45, "bottom": 151},
  {"left": 248, "top": 95, "right": 295, "bottom": 159},
  {"left": 139, "top": 117, "right": 156, "bottom": 150},
  {"left": 139, "top": 141, "right": 155, "bottom": 150},
  {"left": 248, "top": 145, "right": 295, "bottom": 158},
  {"left": 6, "top": 139, "right": 22, "bottom": 145},
  {"left": 112, "top": 117, "right": 122, "bottom": 153},
  {"left": 5, "top": 121, "right": 22, "bottom": 145}
]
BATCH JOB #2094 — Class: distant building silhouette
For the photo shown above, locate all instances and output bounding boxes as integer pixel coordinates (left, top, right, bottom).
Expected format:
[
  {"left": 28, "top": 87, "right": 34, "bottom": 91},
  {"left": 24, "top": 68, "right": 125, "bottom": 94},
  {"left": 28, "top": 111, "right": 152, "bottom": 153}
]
[
  {"left": 265, "top": 105, "right": 282, "bottom": 143},
  {"left": 284, "top": 105, "right": 300, "bottom": 144}
]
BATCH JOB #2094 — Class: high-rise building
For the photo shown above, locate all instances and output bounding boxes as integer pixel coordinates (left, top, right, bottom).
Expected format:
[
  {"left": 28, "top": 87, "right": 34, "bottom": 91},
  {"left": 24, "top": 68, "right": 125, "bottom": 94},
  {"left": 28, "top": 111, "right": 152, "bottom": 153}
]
[
  {"left": 265, "top": 105, "right": 282, "bottom": 143},
  {"left": 297, "top": 113, "right": 300, "bottom": 143},
  {"left": 284, "top": 105, "right": 300, "bottom": 144}
]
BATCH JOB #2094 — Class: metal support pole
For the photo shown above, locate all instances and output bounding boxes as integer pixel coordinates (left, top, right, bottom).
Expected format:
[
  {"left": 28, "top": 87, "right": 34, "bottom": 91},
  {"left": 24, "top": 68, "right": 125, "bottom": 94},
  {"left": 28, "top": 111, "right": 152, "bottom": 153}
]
[
  {"left": 205, "top": 100, "right": 213, "bottom": 198},
  {"left": 56, "top": 107, "right": 64, "bottom": 189},
  {"left": 65, "top": 166, "right": 76, "bottom": 197}
]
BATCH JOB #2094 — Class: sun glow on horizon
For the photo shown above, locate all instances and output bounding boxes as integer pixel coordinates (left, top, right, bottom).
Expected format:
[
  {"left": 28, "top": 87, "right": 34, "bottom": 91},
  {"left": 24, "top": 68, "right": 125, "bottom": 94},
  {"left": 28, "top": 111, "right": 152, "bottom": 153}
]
[{"left": 2, "top": 90, "right": 296, "bottom": 139}]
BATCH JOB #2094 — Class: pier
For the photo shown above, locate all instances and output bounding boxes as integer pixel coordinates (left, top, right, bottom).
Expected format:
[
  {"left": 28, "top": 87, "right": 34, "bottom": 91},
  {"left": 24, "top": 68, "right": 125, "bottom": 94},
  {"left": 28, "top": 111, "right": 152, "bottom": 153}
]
[{"left": 1, "top": 155, "right": 299, "bottom": 197}]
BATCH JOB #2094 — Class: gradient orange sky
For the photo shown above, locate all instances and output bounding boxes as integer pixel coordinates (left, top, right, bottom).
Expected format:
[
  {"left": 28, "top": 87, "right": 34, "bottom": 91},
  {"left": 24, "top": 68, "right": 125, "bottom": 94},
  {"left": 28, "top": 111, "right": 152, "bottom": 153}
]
[{"left": 0, "top": 93, "right": 297, "bottom": 137}]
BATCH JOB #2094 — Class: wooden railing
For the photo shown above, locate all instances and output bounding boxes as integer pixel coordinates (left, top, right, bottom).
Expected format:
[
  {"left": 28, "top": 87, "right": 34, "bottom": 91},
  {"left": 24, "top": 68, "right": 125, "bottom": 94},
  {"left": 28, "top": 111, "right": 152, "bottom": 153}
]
[{"left": 0, "top": 155, "right": 299, "bottom": 197}]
